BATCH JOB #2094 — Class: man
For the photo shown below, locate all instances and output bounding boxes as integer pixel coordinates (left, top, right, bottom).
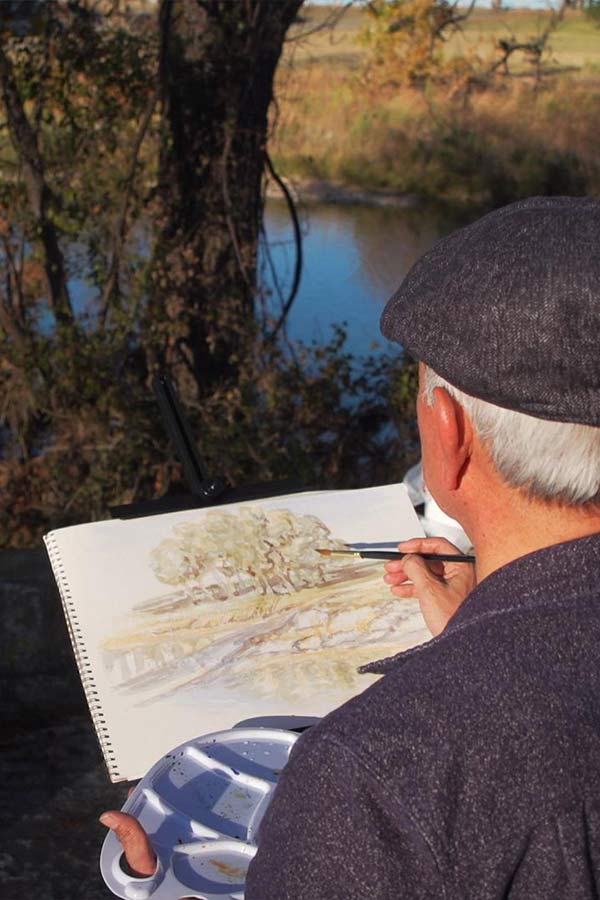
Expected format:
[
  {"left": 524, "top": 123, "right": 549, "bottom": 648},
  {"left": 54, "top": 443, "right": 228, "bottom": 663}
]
[{"left": 102, "top": 196, "right": 600, "bottom": 897}]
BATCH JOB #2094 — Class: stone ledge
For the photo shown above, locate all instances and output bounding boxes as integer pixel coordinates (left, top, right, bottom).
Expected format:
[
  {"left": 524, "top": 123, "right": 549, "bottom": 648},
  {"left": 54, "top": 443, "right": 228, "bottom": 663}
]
[
  {"left": 0, "top": 548, "right": 127, "bottom": 898},
  {"left": 0, "top": 547, "right": 85, "bottom": 725},
  {"left": 0, "top": 547, "right": 77, "bottom": 678}
]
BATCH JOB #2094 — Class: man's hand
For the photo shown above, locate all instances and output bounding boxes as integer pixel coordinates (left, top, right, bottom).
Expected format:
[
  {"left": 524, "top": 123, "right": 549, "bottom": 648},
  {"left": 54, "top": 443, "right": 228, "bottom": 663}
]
[
  {"left": 384, "top": 537, "right": 476, "bottom": 637},
  {"left": 100, "top": 806, "right": 196, "bottom": 898},
  {"left": 99, "top": 808, "right": 156, "bottom": 877}
]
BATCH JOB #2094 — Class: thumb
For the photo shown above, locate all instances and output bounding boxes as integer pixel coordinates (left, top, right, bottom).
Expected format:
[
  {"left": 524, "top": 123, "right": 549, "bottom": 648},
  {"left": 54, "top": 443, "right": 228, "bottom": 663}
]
[{"left": 99, "top": 811, "right": 157, "bottom": 877}]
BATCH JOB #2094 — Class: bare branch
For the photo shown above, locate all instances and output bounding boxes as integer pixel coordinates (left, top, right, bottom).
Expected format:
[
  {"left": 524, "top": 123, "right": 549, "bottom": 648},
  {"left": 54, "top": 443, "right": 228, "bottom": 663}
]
[
  {"left": 432, "top": 0, "right": 476, "bottom": 40},
  {"left": 1, "top": 234, "right": 26, "bottom": 329},
  {"left": 488, "top": 0, "right": 566, "bottom": 80},
  {"left": 0, "top": 44, "right": 74, "bottom": 331},
  {"left": 285, "top": 2, "right": 355, "bottom": 43},
  {"left": 99, "top": 86, "right": 160, "bottom": 326},
  {"left": 264, "top": 151, "right": 303, "bottom": 342},
  {"left": 221, "top": 125, "right": 253, "bottom": 288}
]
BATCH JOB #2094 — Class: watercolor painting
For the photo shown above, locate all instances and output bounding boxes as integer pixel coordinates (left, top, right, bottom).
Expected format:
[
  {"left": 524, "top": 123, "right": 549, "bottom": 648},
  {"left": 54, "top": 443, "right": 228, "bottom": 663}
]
[
  {"left": 47, "top": 483, "right": 429, "bottom": 778},
  {"left": 101, "top": 504, "right": 428, "bottom": 709}
]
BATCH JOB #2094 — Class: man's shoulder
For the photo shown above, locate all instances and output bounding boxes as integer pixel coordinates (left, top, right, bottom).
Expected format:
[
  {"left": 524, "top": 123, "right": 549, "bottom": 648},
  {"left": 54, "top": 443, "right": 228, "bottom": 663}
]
[
  {"left": 314, "top": 626, "right": 475, "bottom": 750},
  {"left": 318, "top": 615, "right": 498, "bottom": 741},
  {"left": 313, "top": 598, "right": 600, "bottom": 806}
]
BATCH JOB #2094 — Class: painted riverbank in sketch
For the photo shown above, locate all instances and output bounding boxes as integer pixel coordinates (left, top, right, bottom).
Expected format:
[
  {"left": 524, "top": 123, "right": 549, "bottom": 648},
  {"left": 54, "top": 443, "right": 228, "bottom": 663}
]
[{"left": 101, "top": 505, "right": 429, "bottom": 708}]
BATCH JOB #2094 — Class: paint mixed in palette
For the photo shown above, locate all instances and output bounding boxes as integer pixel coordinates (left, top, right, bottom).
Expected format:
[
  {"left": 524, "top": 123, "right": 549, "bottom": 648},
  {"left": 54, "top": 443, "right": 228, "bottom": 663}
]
[{"left": 100, "top": 727, "right": 299, "bottom": 900}]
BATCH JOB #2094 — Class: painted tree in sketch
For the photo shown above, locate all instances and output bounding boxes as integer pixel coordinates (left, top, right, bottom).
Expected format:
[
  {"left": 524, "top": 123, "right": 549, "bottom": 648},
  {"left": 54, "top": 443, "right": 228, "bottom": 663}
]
[{"left": 150, "top": 507, "right": 346, "bottom": 600}]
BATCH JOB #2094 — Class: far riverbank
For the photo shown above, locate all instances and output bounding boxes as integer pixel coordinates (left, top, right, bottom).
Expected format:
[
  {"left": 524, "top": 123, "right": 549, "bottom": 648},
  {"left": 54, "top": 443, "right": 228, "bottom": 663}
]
[
  {"left": 271, "top": 7, "right": 600, "bottom": 210},
  {"left": 265, "top": 175, "right": 423, "bottom": 210}
]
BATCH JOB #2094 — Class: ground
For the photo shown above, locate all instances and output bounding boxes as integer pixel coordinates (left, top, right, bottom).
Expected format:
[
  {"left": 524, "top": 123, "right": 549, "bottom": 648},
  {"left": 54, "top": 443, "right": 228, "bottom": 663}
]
[
  {"left": 0, "top": 714, "right": 128, "bottom": 900},
  {"left": 0, "top": 549, "right": 129, "bottom": 900}
]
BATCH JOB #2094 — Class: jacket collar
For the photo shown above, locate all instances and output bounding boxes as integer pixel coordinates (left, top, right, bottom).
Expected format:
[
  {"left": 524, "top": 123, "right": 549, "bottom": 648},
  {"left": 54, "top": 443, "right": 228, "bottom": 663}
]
[{"left": 360, "top": 531, "right": 600, "bottom": 677}]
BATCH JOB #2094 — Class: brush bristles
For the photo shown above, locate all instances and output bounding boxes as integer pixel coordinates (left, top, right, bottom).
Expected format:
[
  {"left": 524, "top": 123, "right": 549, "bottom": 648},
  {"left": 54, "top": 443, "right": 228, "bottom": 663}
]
[{"left": 316, "top": 549, "right": 358, "bottom": 558}]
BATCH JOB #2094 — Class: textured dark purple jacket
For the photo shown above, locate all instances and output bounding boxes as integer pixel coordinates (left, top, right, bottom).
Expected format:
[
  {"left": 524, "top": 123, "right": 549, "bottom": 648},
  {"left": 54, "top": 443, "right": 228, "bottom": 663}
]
[{"left": 246, "top": 534, "right": 600, "bottom": 899}]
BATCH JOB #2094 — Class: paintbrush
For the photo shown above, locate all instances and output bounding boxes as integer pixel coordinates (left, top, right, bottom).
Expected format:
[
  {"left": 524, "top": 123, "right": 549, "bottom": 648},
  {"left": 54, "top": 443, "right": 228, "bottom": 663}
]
[{"left": 316, "top": 548, "right": 475, "bottom": 563}]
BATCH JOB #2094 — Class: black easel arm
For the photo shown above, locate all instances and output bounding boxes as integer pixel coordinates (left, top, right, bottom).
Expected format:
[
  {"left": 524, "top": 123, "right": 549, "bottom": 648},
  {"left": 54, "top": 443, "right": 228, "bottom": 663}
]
[{"left": 152, "top": 374, "right": 226, "bottom": 500}]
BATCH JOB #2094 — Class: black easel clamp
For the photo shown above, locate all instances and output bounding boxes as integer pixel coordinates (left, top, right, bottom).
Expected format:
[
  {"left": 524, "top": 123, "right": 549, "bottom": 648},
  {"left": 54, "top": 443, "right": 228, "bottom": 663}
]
[
  {"left": 109, "top": 374, "right": 306, "bottom": 519},
  {"left": 152, "top": 374, "right": 228, "bottom": 502}
]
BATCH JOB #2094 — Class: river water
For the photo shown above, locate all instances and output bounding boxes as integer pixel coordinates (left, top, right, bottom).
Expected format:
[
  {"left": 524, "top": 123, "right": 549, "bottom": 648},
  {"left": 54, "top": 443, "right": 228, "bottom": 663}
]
[
  {"left": 262, "top": 199, "right": 449, "bottom": 358},
  {"left": 65, "top": 200, "right": 452, "bottom": 357}
]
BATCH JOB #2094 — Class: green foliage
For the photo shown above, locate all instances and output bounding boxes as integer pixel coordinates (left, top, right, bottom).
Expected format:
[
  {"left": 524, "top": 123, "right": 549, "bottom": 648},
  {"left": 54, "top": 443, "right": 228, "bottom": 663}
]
[
  {"left": 407, "top": 115, "right": 589, "bottom": 207},
  {"left": 0, "top": 3, "right": 420, "bottom": 548},
  {"left": 0, "top": 325, "right": 419, "bottom": 546},
  {"left": 361, "top": 0, "right": 474, "bottom": 88},
  {"left": 586, "top": 0, "right": 600, "bottom": 27},
  {"left": 273, "top": 50, "right": 600, "bottom": 207}
]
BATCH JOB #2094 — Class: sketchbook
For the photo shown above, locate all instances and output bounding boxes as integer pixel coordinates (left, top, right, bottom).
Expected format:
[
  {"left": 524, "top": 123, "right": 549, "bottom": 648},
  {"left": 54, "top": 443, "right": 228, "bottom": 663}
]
[{"left": 44, "top": 483, "right": 429, "bottom": 782}]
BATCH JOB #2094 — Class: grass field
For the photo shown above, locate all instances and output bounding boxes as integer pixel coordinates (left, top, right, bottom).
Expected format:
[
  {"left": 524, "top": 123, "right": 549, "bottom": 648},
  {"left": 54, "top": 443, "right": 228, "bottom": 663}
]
[
  {"left": 285, "top": 5, "right": 600, "bottom": 71},
  {"left": 271, "top": 5, "right": 600, "bottom": 205}
]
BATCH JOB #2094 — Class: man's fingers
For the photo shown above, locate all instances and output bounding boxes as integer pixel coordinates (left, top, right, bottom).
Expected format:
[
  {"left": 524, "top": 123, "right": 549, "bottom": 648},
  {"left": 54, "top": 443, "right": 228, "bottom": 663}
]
[
  {"left": 390, "top": 583, "right": 418, "bottom": 598},
  {"left": 384, "top": 565, "right": 410, "bottom": 582},
  {"left": 387, "top": 555, "right": 442, "bottom": 597},
  {"left": 386, "top": 560, "right": 444, "bottom": 579},
  {"left": 400, "top": 553, "right": 442, "bottom": 590},
  {"left": 386, "top": 539, "right": 475, "bottom": 638},
  {"left": 385, "top": 559, "right": 408, "bottom": 574},
  {"left": 398, "top": 537, "right": 463, "bottom": 555},
  {"left": 397, "top": 538, "right": 430, "bottom": 548},
  {"left": 99, "top": 811, "right": 157, "bottom": 877}
]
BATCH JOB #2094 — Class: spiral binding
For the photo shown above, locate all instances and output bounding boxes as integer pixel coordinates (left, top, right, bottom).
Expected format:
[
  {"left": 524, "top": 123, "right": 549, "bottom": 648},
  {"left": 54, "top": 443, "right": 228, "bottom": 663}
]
[{"left": 44, "top": 531, "right": 121, "bottom": 781}]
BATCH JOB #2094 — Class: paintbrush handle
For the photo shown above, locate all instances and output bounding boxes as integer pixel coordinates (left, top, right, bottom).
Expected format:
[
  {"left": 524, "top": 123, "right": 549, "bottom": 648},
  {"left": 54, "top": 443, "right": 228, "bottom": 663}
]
[{"left": 360, "top": 551, "right": 475, "bottom": 563}]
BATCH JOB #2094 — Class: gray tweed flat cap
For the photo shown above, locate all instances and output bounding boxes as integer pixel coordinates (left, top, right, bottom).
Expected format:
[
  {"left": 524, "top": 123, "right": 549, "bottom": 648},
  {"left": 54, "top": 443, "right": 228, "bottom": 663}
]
[{"left": 380, "top": 196, "right": 600, "bottom": 426}]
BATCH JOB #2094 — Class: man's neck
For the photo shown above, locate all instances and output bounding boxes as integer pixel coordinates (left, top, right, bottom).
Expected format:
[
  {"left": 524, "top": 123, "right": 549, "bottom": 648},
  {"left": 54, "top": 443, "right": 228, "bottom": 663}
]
[{"left": 469, "top": 493, "right": 600, "bottom": 585}]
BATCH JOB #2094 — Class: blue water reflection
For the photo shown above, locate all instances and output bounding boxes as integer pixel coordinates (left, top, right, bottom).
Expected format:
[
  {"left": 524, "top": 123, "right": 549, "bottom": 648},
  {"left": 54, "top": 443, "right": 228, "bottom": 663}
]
[
  {"left": 261, "top": 200, "right": 444, "bottom": 357},
  {"left": 65, "top": 202, "right": 446, "bottom": 357}
]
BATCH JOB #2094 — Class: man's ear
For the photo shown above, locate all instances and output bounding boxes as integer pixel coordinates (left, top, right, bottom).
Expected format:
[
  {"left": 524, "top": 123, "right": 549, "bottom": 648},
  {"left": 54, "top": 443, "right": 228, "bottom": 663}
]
[{"left": 432, "top": 387, "right": 473, "bottom": 491}]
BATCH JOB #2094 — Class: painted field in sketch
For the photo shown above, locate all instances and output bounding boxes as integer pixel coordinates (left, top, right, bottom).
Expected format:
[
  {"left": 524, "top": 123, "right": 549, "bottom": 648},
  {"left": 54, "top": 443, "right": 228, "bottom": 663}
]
[{"left": 101, "top": 506, "right": 428, "bottom": 707}]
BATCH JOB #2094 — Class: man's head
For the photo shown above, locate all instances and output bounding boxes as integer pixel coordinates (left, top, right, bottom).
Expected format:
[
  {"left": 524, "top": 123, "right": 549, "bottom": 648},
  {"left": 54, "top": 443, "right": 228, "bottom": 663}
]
[
  {"left": 422, "top": 365, "right": 600, "bottom": 506},
  {"left": 381, "top": 197, "right": 600, "bottom": 549}
]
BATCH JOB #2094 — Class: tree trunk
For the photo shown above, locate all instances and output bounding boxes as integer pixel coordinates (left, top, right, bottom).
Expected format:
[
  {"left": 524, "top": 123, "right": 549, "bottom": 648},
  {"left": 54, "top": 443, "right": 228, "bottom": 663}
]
[{"left": 151, "top": 0, "right": 302, "bottom": 395}]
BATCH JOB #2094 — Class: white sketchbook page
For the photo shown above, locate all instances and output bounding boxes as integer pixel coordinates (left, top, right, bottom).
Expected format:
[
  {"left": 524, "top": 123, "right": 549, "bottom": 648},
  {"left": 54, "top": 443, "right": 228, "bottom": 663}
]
[{"left": 46, "top": 483, "right": 429, "bottom": 781}]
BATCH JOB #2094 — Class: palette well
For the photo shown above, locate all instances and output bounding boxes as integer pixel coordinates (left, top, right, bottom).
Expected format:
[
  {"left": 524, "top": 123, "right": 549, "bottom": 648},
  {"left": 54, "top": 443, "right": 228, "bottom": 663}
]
[{"left": 100, "top": 727, "right": 299, "bottom": 900}]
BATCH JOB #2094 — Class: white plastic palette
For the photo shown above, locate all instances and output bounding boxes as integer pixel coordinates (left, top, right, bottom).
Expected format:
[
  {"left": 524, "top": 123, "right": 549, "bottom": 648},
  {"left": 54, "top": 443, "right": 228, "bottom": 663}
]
[{"left": 100, "top": 727, "right": 299, "bottom": 900}]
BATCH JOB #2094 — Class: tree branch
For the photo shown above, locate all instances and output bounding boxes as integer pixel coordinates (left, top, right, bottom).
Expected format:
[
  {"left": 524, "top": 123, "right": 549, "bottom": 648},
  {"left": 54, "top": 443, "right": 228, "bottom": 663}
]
[
  {"left": 0, "top": 44, "right": 74, "bottom": 331},
  {"left": 285, "top": 2, "right": 354, "bottom": 43},
  {"left": 488, "top": 0, "right": 567, "bottom": 79},
  {"left": 99, "top": 85, "right": 160, "bottom": 326},
  {"left": 221, "top": 124, "right": 253, "bottom": 288},
  {"left": 264, "top": 151, "right": 303, "bottom": 342},
  {"left": 0, "top": 285, "right": 28, "bottom": 353},
  {"left": 1, "top": 234, "right": 26, "bottom": 329}
]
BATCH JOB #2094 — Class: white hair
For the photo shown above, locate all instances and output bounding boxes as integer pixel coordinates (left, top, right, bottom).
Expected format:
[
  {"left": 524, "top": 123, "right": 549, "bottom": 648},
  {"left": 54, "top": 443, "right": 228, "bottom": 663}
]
[{"left": 423, "top": 366, "right": 600, "bottom": 506}]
